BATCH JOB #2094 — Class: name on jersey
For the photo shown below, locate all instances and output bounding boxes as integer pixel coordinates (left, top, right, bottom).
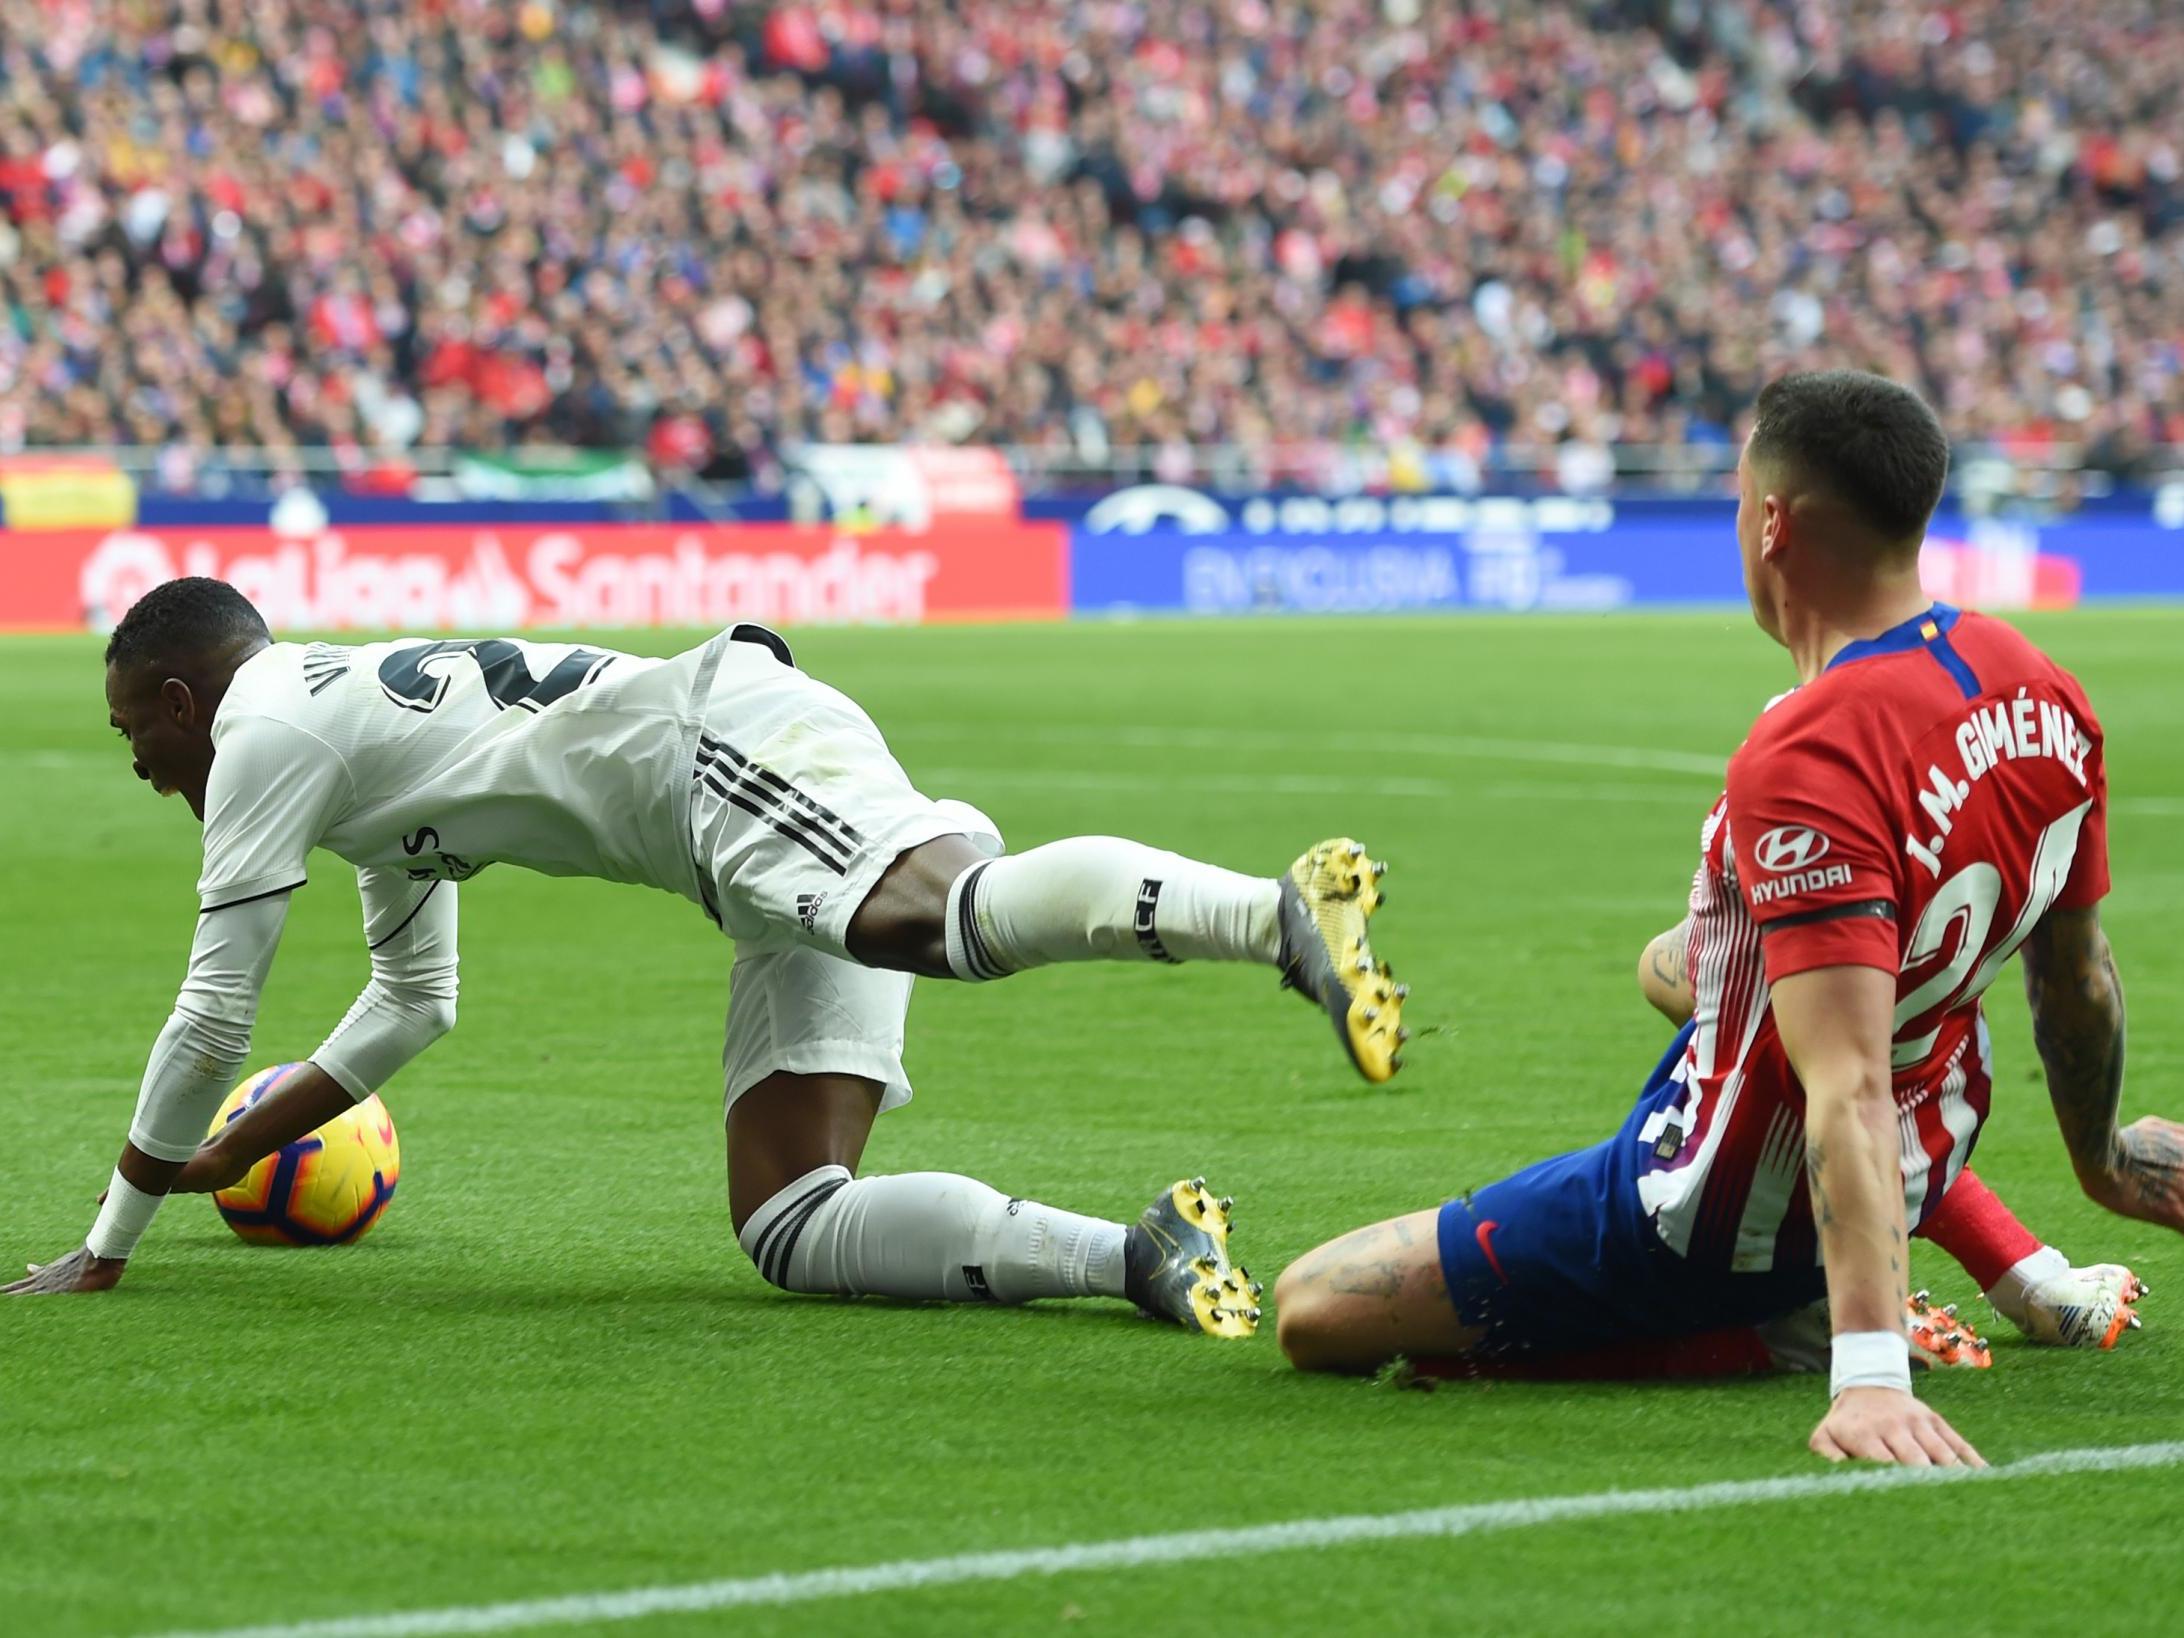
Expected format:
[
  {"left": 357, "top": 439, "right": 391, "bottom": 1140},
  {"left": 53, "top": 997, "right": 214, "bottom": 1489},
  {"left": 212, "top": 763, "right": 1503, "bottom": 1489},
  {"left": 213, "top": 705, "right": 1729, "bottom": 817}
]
[
  {"left": 1748, "top": 862, "right": 1853, "bottom": 905},
  {"left": 1904, "top": 689, "right": 2090, "bottom": 877}
]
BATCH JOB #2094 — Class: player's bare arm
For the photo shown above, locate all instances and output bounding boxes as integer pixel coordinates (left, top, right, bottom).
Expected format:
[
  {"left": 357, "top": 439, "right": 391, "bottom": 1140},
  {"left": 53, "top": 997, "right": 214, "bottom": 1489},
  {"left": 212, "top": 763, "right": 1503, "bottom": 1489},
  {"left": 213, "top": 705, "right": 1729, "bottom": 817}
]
[
  {"left": 1773, "top": 964, "right": 1983, "bottom": 1467},
  {"left": 1637, "top": 917, "right": 1693, "bottom": 1024},
  {"left": 1627, "top": 914, "right": 2128, "bottom": 1345},
  {"left": 170, "top": 1064, "right": 356, "bottom": 1194},
  {"left": 2023, "top": 903, "right": 2184, "bottom": 1230}
]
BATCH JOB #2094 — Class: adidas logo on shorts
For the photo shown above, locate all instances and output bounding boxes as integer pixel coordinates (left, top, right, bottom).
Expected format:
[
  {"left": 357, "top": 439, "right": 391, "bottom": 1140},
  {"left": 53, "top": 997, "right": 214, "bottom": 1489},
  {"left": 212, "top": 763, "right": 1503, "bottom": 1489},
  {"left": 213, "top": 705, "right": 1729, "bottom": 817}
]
[{"left": 797, "top": 892, "right": 826, "bottom": 934}]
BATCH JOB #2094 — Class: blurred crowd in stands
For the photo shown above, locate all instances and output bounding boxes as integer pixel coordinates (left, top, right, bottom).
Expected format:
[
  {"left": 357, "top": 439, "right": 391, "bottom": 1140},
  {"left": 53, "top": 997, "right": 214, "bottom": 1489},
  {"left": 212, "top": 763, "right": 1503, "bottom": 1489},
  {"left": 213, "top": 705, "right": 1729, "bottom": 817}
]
[{"left": 0, "top": 0, "right": 2178, "bottom": 490}]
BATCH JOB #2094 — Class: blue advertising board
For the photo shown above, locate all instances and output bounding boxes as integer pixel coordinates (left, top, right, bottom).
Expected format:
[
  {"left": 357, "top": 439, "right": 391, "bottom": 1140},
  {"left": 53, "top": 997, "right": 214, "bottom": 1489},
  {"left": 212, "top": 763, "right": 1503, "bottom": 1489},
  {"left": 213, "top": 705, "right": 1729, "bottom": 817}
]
[
  {"left": 1065, "top": 488, "right": 2184, "bottom": 615},
  {"left": 99, "top": 479, "right": 2184, "bottom": 615}
]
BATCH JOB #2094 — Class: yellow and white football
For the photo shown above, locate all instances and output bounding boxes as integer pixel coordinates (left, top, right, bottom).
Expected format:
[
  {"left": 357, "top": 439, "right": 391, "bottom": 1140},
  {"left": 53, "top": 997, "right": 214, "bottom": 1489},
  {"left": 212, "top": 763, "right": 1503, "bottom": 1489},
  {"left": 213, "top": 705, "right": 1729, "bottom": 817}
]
[{"left": 208, "top": 1064, "right": 401, "bottom": 1247}]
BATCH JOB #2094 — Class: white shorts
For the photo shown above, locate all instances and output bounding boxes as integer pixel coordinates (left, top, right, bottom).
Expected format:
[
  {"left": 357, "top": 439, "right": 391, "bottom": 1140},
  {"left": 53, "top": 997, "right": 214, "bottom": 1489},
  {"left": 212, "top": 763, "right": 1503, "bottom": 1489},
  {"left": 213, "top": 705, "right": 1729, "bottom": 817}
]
[
  {"left": 721, "top": 945, "right": 919, "bottom": 1114},
  {"left": 689, "top": 633, "right": 1002, "bottom": 1112}
]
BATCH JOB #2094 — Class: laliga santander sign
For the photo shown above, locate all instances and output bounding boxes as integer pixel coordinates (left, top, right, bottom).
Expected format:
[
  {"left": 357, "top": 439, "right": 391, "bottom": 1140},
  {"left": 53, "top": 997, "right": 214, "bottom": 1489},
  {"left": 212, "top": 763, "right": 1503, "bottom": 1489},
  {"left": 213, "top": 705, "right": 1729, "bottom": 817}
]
[
  {"left": 76, "top": 529, "right": 536, "bottom": 631},
  {"left": 1, "top": 521, "right": 1067, "bottom": 632}
]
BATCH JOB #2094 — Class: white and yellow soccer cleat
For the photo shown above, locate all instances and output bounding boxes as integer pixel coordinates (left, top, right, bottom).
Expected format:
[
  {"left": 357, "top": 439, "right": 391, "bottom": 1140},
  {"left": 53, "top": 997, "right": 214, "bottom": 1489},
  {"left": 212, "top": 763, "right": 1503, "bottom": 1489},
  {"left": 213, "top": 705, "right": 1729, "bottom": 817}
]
[
  {"left": 1277, "top": 837, "right": 1407, "bottom": 1083},
  {"left": 1123, "top": 1178, "right": 1261, "bottom": 1339}
]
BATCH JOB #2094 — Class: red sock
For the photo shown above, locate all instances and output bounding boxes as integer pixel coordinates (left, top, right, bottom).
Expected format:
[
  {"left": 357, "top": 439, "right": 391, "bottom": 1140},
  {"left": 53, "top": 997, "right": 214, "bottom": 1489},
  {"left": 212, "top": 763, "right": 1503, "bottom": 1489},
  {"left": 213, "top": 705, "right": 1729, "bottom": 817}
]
[
  {"left": 1411, "top": 1327, "right": 1777, "bottom": 1382},
  {"left": 1920, "top": 1167, "right": 2042, "bottom": 1291}
]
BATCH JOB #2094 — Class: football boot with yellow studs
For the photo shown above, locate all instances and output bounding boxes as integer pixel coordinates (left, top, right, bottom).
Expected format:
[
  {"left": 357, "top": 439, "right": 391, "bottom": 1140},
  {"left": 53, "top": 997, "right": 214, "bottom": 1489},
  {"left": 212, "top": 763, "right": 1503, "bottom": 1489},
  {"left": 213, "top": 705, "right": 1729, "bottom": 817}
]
[
  {"left": 1124, "top": 1178, "right": 1261, "bottom": 1338},
  {"left": 1278, "top": 837, "right": 1407, "bottom": 1082}
]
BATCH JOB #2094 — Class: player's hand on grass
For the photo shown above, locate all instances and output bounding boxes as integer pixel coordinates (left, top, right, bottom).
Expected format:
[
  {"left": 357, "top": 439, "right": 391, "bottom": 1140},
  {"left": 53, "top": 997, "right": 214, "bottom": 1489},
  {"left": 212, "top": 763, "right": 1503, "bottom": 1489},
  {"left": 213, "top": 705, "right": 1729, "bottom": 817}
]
[
  {"left": 3, "top": 1246, "right": 126, "bottom": 1295},
  {"left": 1809, "top": 1386, "right": 1984, "bottom": 1467}
]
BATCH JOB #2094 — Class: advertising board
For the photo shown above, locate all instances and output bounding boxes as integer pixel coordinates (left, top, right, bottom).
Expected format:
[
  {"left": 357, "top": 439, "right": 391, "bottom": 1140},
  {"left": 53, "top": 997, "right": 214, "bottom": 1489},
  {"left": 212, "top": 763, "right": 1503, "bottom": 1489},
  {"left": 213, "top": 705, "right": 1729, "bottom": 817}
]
[
  {"left": 0, "top": 521, "right": 1067, "bottom": 633},
  {"left": 1064, "top": 488, "right": 2178, "bottom": 615}
]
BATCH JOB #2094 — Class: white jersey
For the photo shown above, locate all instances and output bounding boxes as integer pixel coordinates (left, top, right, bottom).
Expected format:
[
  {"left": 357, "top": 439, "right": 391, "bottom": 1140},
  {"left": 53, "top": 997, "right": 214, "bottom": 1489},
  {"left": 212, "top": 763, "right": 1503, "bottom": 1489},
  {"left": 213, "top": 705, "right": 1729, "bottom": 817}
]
[
  {"left": 199, "top": 635, "right": 720, "bottom": 913},
  {"left": 100, "top": 619, "right": 984, "bottom": 1243}
]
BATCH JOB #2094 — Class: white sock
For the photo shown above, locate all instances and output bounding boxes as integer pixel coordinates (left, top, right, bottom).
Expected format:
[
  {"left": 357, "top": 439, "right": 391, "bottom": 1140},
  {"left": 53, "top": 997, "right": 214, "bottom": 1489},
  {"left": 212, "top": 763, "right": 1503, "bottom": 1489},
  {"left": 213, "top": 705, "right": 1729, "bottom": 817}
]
[
  {"left": 1984, "top": 1243, "right": 2068, "bottom": 1330},
  {"left": 1989, "top": 1244, "right": 2068, "bottom": 1296},
  {"left": 943, "top": 838, "right": 1280, "bottom": 981},
  {"left": 738, "top": 1165, "right": 1129, "bottom": 1303}
]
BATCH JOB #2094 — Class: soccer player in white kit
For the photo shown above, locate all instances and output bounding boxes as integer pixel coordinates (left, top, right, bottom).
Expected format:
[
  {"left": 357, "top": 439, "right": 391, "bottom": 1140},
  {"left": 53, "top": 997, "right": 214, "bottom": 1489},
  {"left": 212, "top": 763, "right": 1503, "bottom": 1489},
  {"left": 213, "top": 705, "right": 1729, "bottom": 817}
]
[{"left": 7, "top": 579, "right": 1408, "bottom": 1334}]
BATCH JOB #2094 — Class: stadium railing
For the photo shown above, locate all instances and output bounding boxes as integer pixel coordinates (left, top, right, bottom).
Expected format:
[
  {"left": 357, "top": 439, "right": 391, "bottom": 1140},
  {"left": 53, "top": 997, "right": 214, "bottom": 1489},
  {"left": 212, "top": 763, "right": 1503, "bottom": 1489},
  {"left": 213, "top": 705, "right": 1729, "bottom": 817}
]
[{"left": 10, "top": 442, "right": 2178, "bottom": 507}]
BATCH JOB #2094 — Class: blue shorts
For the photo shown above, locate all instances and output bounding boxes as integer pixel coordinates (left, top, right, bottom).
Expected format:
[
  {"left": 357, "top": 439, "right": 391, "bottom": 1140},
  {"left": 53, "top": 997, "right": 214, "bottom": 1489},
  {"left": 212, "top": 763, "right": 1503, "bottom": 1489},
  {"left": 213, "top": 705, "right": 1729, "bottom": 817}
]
[{"left": 1435, "top": 1023, "right": 1826, "bottom": 1358}]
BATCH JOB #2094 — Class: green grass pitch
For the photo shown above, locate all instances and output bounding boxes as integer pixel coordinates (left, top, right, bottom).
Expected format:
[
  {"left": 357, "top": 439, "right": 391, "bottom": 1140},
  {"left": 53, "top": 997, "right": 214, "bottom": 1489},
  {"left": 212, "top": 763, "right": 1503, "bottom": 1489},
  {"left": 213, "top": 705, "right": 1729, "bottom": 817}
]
[{"left": 3, "top": 610, "right": 2181, "bottom": 1635}]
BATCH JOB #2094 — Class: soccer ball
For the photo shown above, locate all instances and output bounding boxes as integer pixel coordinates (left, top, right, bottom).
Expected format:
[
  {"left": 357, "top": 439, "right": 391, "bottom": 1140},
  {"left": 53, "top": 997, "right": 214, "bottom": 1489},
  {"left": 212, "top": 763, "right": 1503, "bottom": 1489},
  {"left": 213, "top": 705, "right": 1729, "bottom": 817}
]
[{"left": 208, "top": 1064, "right": 401, "bottom": 1246}]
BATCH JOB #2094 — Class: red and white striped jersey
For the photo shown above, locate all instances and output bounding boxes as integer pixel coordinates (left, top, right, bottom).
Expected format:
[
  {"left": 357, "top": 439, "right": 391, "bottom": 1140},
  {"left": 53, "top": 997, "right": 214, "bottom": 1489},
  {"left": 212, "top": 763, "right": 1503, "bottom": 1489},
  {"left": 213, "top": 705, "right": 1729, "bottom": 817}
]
[{"left": 1636, "top": 605, "right": 2109, "bottom": 1272}]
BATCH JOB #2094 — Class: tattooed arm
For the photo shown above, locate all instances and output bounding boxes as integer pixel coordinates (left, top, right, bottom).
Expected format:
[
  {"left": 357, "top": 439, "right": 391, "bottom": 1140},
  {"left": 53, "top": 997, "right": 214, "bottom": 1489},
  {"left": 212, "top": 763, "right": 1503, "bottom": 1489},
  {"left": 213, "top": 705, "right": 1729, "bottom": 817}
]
[
  {"left": 1638, "top": 917, "right": 1694, "bottom": 1024},
  {"left": 1775, "top": 965, "right": 1908, "bottom": 1336},
  {"left": 1775, "top": 964, "right": 1977, "bottom": 1464},
  {"left": 2023, "top": 905, "right": 2184, "bottom": 1230}
]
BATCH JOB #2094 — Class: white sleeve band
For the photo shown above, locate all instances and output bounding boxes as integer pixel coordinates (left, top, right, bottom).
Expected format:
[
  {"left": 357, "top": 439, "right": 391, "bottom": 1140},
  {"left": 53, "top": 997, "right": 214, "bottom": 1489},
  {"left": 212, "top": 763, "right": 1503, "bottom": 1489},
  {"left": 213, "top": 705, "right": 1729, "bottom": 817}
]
[
  {"left": 85, "top": 1170, "right": 165, "bottom": 1262},
  {"left": 313, "top": 872, "right": 459, "bottom": 1099},
  {"left": 1829, "top": 1328, "right": 1913, "bottom": 1398},
  {"left": 127, "top": 895, "right": 289, "bottom": 1162},
  {"left": 313, "top": 977, "right": 457, "bottom": 1098}
]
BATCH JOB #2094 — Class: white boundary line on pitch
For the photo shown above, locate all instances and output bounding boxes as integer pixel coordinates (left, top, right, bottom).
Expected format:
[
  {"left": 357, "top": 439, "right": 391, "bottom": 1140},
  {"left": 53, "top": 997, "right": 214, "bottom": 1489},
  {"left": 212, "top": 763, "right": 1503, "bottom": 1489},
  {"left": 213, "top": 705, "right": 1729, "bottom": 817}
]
[{"left": 142, "top": 1442, "right": 2184, "bottom": 1638}]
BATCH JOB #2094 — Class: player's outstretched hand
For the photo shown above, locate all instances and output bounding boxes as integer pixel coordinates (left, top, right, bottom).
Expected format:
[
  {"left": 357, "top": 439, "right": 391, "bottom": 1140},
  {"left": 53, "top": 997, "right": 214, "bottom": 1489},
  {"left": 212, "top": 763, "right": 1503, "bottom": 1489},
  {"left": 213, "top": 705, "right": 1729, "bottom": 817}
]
[
  {"left": 3, "top": 1246, "right": 126, "bottom": 1295},
  {"left": 1809, "top": 1386, "right": 1984, "bottom": 1467}
]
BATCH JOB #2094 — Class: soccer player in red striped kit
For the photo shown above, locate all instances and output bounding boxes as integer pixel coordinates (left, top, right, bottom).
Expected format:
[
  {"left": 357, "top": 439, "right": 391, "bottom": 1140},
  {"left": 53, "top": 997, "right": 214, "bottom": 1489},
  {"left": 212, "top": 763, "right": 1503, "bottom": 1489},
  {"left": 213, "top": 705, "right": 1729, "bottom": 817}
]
[{"left": 1275, "top": 371, "right": 2181, "bottom": 1464}]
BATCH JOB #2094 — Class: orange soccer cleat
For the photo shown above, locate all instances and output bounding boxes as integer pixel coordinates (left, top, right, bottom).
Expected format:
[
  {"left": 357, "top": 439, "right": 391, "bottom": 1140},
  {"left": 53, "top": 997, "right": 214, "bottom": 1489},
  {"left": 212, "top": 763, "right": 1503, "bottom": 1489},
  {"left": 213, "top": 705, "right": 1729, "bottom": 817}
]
[{"left": 1906, "top": 1290, "right": 1993, "bottom": 1370}]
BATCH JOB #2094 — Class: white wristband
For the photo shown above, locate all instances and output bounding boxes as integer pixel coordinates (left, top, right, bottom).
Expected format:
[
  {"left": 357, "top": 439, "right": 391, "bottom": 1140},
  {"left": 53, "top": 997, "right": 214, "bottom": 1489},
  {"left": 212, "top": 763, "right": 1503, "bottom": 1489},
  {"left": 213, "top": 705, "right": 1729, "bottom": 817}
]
[
  {"left": 84, "top": 1169, "right": 165, "bottom": 1262},
  {"left": 1829, "top": 1328, "right": 1912, "bottom": 1398}
]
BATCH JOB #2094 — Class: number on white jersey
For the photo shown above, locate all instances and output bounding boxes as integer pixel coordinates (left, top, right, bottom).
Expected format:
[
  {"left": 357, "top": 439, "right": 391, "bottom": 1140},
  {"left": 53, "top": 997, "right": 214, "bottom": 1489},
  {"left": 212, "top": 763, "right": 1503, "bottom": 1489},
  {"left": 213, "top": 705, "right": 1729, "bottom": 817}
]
[{"left": 377, "top": 639, "right": 616, "bottom": 716}]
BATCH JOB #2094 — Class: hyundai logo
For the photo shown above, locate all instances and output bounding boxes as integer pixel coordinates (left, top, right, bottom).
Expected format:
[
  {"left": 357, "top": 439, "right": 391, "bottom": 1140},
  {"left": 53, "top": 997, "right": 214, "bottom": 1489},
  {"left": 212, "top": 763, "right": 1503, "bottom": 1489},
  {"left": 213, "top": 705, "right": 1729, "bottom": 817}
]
[{"left": 1753, "top": 825, "right": 1832, "bottom": 873}]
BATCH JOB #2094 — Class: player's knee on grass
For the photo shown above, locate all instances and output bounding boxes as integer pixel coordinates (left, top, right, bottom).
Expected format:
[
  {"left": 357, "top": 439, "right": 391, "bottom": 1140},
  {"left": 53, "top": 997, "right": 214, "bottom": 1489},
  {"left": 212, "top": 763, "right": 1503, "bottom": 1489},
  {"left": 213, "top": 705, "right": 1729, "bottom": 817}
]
[
  {"left": 1275, "top": 1210, "right": 1471, "bottom": 1373},
  {"left": 1271, "top": 1262, "right": 1419, "bottom": 1373},
  {"left": 737, "top": 1164, "right": 859, "bottom": 1291},
  {"left": 726, "top": 1069, "right": 1127, "bottom": 1303},
  {"left": 1273, "top": 1264, "right": 1417, "bottom": 1373},
  {"left": 1273, "top": 1262, "right": 1352, "bottom": 1372}
]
